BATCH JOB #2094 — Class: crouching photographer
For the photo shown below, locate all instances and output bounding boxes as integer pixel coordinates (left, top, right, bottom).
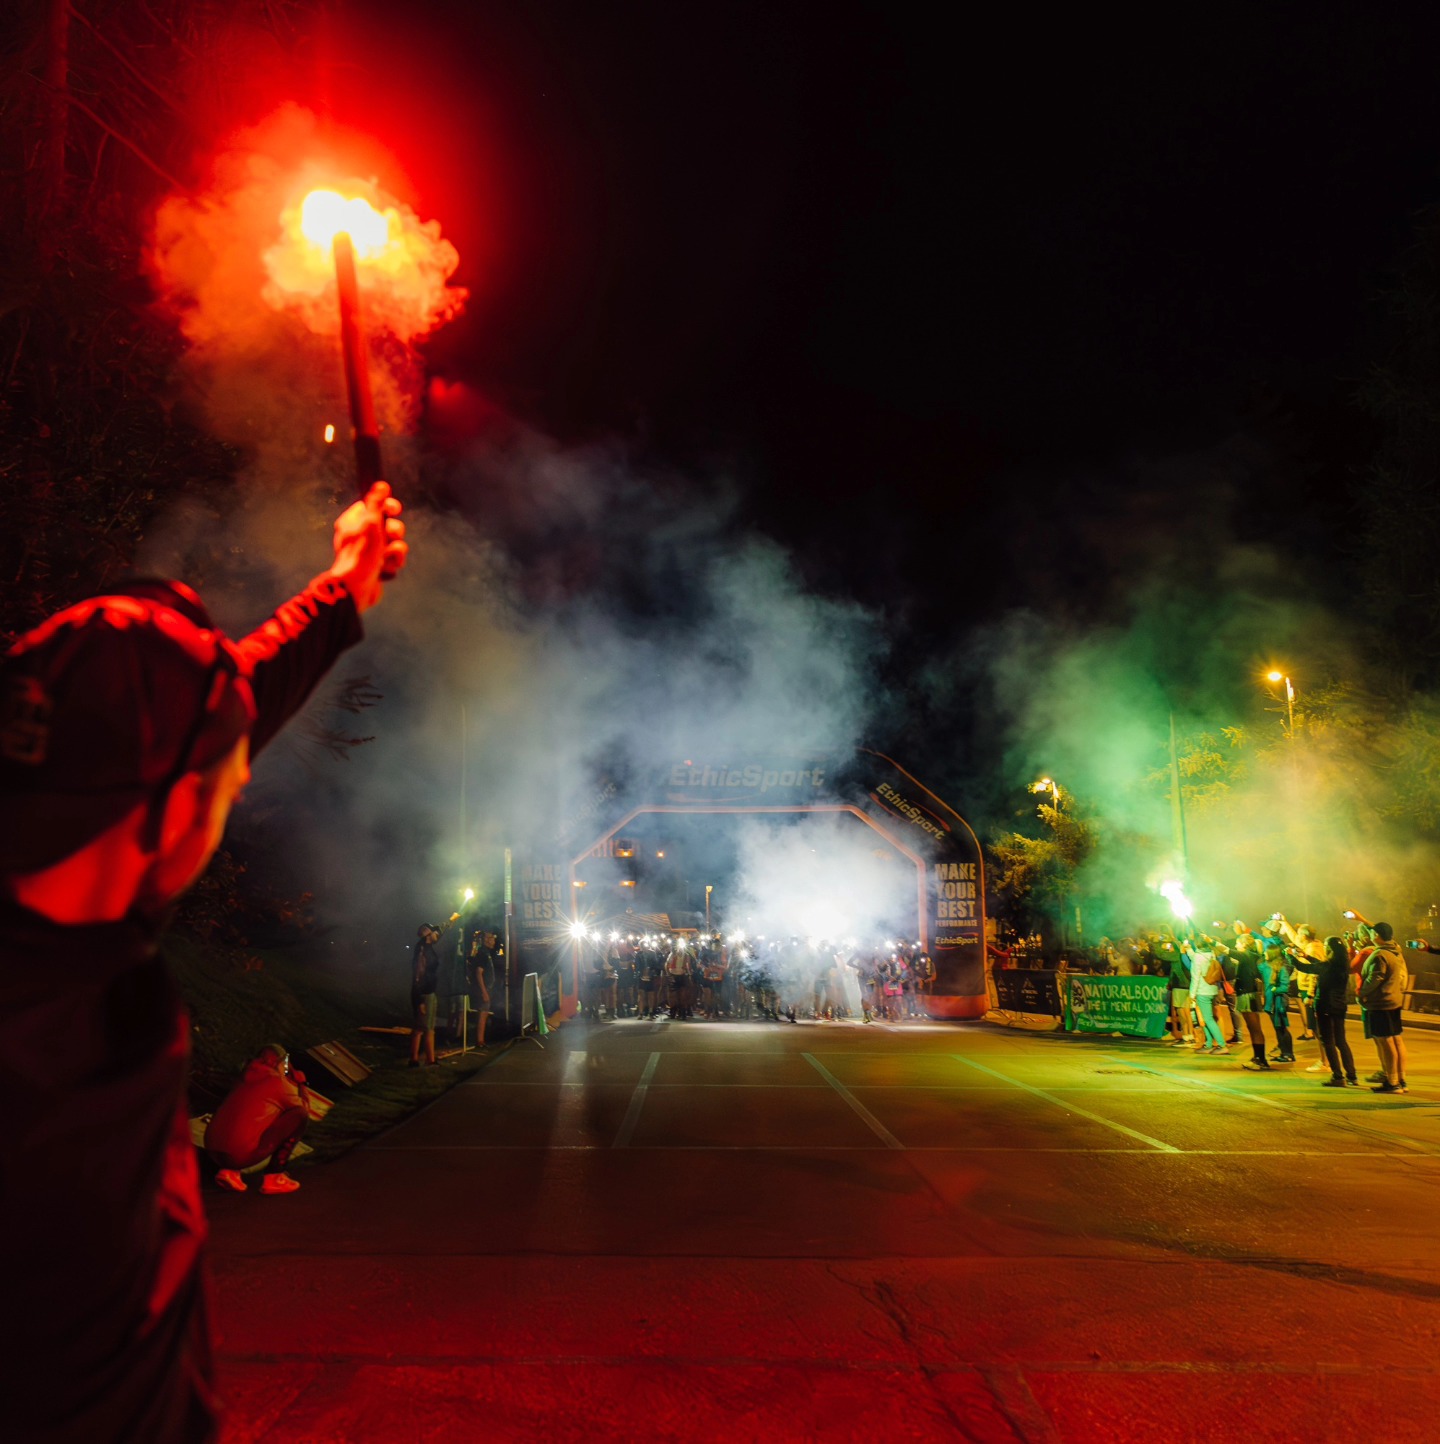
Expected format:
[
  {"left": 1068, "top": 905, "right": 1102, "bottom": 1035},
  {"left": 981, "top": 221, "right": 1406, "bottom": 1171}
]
[{"left": 205, "top": 1044, "right": 311, "bottom": 1195}]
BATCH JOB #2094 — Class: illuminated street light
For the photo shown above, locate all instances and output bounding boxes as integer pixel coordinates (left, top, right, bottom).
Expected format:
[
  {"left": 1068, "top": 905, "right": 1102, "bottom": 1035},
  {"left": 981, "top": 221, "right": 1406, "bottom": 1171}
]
[
  {"left": 1029, "top": 777, "right": 1062, "bottom": 811},
  {"left": 1261, "top": 666, "right": 1308, "bottom": 917},
  {"left": 1264, "top": 669, "right": 1296, "bottom": 736}
]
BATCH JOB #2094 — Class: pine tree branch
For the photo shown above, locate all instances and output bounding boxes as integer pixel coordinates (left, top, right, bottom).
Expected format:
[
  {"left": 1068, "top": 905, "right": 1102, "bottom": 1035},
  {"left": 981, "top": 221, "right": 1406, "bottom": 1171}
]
[
  {"left": 26, "top": 72, "right": 185, "bottom": 192},
  {"left": 71, "top": 7, "right": 186, "bottom": 120}
]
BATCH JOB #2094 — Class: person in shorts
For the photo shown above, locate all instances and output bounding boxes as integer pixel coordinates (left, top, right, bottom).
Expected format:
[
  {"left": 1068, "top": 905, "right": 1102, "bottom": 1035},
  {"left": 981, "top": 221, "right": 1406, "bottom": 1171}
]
[
  {"left": 665, "top": 939, "right": 694, "bottom": 1018},
  {"left": 1165, "top": 941, "right": 1193, "bottom": 1045},
  {"left": 464, "top": 937, "right": 494, "bottom": 1048},
  {"left": 1234, "top": 930, "right": 1272, "bottom": 1070},
  {"left": 1359, "top": 921, "right": 1408, "bottom": 1093},
  {"left": 410, "top": 913, "right": 458, "bottom": 1066},
  {"left": 636, "top": 938, "right": 662, "bottom": 1018}
]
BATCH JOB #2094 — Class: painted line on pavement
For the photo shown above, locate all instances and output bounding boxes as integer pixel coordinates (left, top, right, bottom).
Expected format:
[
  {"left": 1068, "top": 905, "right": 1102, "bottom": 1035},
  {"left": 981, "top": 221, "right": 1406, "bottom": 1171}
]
[
  {"left": 365, "top": 1142, "right": 1399, "bottom": 1154},
  {"left": 1104, "top": 1057, "right": 1305, "bottom": 1114},
  {"left": 1106, "top": 1056, "right": 1439, "bottom": 1156},
  {"left": 612, "top": 1051, "right": 661, "bottom": 1149},
  {"left": 466, "top": 1080, "right": 1195, "bottom": 1092},
  {"left": 952, "top": 1054, "right": 1181, "bottom": 1153},
  {"left": 803, "top": 1054, "right": 906, "bottom": 1149}
]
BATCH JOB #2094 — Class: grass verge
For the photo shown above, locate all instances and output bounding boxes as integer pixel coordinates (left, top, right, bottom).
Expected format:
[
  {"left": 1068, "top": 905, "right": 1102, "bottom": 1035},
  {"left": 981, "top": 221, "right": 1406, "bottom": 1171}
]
[{"left": 167, "top": 928, "right": 509, "bottom": 1165}]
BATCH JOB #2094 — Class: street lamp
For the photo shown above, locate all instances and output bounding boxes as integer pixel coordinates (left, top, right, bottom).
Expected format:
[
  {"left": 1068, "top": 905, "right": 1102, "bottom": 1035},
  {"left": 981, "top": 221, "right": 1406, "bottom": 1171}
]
[
  {"left": 1265, "top": 670, "right": 1296, "bottom": 737},
  {"left": 1262, "top": 667, "right": 1309, "bottom": 917},
  {"left": 705, "top": 884, "right": 713, "bottom": 930},
  {"left": 1029, "top": 777, "right": 1062, "bottom": 812}
]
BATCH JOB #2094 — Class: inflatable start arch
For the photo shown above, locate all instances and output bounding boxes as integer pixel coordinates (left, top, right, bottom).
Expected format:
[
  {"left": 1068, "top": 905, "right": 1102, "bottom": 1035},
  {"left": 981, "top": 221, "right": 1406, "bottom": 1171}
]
[{"left": 510, "top": 750, "right": 987, "bottom": 1021}]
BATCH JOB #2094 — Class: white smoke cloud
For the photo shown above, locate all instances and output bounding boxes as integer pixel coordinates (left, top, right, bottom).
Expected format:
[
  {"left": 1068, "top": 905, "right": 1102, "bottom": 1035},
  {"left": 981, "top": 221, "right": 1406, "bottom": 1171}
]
[{"left": 725, "top": 814, "right": 919, "bottom": 943}]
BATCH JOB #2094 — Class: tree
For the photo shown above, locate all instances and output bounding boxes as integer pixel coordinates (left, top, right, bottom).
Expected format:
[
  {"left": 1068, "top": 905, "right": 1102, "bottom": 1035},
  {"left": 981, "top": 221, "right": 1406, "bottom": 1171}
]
[
  {"left": 988, "top": 793, "right": 1096, "bottom": 944},
  {"left": 1, "top": 1, "right": 313, "bottom": 639}
]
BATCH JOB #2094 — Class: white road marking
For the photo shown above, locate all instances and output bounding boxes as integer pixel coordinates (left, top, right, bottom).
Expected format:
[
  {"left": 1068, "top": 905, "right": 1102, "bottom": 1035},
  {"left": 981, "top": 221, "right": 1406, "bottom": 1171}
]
[
  {"left": 367, "top": 1143, "right": 1405, "bottom": 1155},
  {"left": 803, "top": 1054, "right": 906, "bottom": 1149},
  {"left": 612, "top": 1051, "right": 661, "bottom": 1148},
  {"left": 951, "top": 1054, "right": 1181, "bottom": 1153}
]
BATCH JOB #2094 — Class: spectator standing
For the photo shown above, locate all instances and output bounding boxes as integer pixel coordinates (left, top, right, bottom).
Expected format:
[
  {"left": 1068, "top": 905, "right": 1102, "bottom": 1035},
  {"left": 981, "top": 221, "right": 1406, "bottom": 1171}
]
[
  {"left": 464, "top": 938, "right": 493, "bottom": 1048},
  {"left": 1277, "top": 915, "right": 1327, "bottom": 1067},
  {"left": 437, "top": 920, "right": 469, "bottom": 1044},
  {"left": 1260, "top": 937, "right": 1296, "bottom": 1063},
  {"left": 1213, "top": 942, "right": 1242, "bottom": 1044},
  {"left": 1183, "top": 937, "right": 1230, "bottom": 1054},
  {"left": 410, "top": 913, "right": 459, "bottom": 1066},
  {"left": 1164, "top": 941, "right": 1193, "bottom": 1046},
  {"left": 1235, "top": 933, "right": 1272, "bottom": 1071},
  {"left": 0, "top": 480, "right": 406, "bottom": 1442},
  {"left": 479, "top": 929, "right": 506, "bottom": 1019},
  {"left": 1288, "top": 936, "right": 1358, "bottom": 1087},
  {"left": 1359, "top": 922, "right": 1409, "bottom": 1094}
]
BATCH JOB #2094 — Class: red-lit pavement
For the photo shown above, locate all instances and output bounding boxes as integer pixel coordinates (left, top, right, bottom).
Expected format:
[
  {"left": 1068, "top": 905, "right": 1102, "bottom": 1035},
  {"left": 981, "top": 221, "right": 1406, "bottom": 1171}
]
[{"left": 209, "top": 1018, "right": 1440, "bottom": 1442}]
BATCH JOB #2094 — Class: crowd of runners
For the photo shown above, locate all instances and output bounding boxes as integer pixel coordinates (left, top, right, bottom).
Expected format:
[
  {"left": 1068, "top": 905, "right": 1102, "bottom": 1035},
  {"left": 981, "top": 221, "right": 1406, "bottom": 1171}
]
[{"left": 578, "top": 932, "right": 937, "bottom": 1023}]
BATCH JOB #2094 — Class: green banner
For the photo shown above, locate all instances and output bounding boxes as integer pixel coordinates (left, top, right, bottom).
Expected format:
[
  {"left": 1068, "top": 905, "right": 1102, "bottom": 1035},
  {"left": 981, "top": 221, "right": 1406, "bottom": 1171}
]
[{"left": 1063, "top": 974, "right": 1169, "bottom": 1038}]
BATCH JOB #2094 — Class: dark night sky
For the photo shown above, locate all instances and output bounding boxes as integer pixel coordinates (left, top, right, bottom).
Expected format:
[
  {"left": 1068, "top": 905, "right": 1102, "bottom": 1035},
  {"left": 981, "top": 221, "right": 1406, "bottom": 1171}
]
[{"left": 339, "top": 2, "right": 1440, "bottom": 631}]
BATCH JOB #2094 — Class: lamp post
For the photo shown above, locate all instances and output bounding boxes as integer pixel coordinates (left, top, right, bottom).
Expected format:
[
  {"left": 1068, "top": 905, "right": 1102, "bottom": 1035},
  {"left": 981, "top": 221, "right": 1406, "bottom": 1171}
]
[
  {"left": 705, "top": 884, "right": 713, "bottom": 931},
  {"left": 1266, "top": 671, "right": 1296, "bottom": 738},
  {"left": 1030, "top": 777, "right": 1062, "bottom": 812},
  {"left": 1167, "top": 713, "right": 1190, "bottom": 878},
  {"left": 1264, "top": 668, "right": 1310, "bottom": 919}
]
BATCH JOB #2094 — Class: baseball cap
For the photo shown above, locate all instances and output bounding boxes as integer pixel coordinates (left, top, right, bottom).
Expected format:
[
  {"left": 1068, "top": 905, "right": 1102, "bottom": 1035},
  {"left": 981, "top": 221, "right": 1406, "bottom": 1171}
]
[{"left": 0, "top": 581, "right": 256, "bottom": 872}]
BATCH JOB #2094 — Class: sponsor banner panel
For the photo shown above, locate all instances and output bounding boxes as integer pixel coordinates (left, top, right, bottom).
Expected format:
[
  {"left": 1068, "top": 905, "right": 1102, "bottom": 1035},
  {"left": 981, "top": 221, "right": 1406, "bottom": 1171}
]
[
  {"left": 1063, "top": 975, "right": 1169, "bottom": 1038},
  {"left": 994, "top": 969, "right": 1061, "bottom": 1015}
]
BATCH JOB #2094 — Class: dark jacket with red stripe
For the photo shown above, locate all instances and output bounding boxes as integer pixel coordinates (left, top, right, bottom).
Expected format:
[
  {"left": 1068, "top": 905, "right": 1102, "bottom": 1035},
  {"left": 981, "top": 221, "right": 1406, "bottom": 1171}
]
[{"left": 0, "top": 577, "right": 361, "bottom": 1443}]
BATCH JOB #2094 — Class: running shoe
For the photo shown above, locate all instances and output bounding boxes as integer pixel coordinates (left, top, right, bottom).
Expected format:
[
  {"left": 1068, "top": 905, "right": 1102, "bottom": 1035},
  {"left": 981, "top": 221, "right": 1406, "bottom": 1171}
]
[
  {"left": 1305, "top": 1062, "right": 1328, "bottom": 1072},
  {"left": 260, "top": 1173, "right": 301, "bottom": 1194},
  {"left": 1241, "top": 1061, "right": 1271, "bottom": 1071},
  {"left": 215, "top": 1169, "right": 246, "bottom": 1193},
  {"left": 1370, "top": 1082, "right": 1407, "bottom": 1095},
  {"left": 1320, "top": 1077, "right": 1347, "bottom": 1088}
]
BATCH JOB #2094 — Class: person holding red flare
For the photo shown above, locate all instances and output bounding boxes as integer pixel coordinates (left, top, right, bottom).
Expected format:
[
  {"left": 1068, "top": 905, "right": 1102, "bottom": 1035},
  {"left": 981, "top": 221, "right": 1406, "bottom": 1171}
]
[{"left": 0, "top": 481, "right": 406, "bottom": 1443}]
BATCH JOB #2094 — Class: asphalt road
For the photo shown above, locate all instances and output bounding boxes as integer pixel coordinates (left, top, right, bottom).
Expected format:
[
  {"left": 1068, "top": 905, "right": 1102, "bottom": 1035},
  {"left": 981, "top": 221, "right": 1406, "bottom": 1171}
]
[{"left": 209, "top": 1013, "right": 1440, "bottom": 1442}]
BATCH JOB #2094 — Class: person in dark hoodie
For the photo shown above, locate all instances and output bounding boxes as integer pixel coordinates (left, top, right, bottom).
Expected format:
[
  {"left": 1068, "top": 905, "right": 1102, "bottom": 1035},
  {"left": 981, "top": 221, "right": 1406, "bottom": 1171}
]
[
  {"left": 1287, "top": 936, "right": 1359, "bottom": 1087},
  {"left": 205, "top": 1044, "right": 311, "bottom": 1193},
  {"left": 0, "top": 481, "right": 406, "bottom": 1443}
]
